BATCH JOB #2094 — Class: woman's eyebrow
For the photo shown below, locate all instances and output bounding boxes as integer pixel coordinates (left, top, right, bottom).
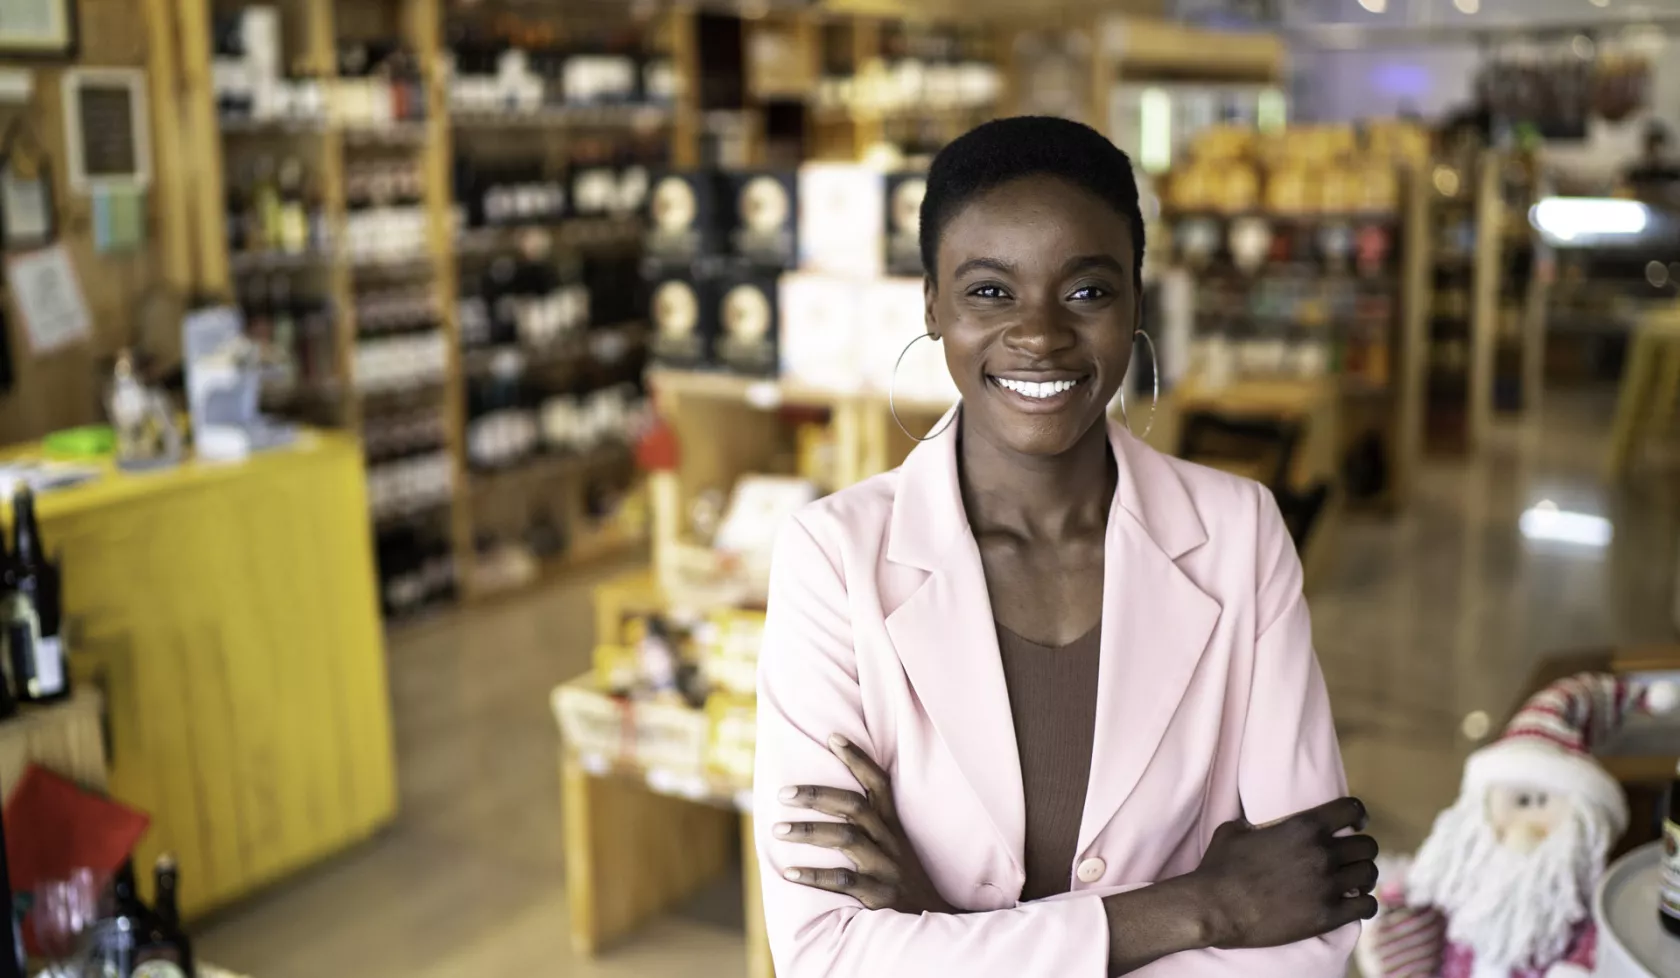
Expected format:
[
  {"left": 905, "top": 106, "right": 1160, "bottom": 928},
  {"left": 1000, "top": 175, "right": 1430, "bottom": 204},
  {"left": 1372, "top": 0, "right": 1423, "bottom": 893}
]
[
  {"left": 1062, "top": 255, "right": 1127, "bottom": 275},
  {"left": 952, "top": 256, "right": 1017, "bottom": 278}
]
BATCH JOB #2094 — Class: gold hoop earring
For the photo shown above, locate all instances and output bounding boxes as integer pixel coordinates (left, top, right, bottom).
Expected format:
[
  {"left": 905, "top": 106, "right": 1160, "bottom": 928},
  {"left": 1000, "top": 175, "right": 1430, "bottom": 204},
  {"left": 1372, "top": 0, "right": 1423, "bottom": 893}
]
[
  {"left": 889, "top": 333, "right": 958, "bottom": 442},
  {"left": 1118, "top": 329, "right": 1160, "bottom": 440}
]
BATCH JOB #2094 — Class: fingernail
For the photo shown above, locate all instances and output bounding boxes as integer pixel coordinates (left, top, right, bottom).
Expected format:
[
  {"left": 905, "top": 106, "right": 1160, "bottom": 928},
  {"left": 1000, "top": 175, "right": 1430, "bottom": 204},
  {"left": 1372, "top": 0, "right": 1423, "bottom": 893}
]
[
  {"left": 784, "top": 868, "right": 802, "bottom": 881},
  {"left": 828, "top": 734, "right": 850, "bottom": 750},
  {"left": 774, "top": 823, "right": 791, "bottom": 837},
  {"left": 779, "top": 786, "right": 797, "bottom": 801}
]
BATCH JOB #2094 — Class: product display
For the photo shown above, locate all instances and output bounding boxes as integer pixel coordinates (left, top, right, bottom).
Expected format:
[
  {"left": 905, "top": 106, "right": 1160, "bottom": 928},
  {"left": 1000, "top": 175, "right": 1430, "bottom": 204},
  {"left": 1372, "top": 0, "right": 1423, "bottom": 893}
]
[
  {"left": 729, "top": 171, "right": 798, "bottom": 268},
  {"left": 1360, "top": 674, "right": 1680, "bottom": 978},
  {"left": 645, "top": 171, "right": 727, "bottom": 265},
  {"left": 713, "top": 271, "right": 779, "bottom": 376},
  {"left": 648, "top": 268, "right": 716, "bottom": 369}
]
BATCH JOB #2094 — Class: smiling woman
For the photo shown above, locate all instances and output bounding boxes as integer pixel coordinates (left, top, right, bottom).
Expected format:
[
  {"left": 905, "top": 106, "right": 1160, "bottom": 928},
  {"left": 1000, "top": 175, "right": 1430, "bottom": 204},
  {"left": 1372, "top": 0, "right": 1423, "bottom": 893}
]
[{"left": 752, "top": 116, "right": 1377, "bottom": 978}]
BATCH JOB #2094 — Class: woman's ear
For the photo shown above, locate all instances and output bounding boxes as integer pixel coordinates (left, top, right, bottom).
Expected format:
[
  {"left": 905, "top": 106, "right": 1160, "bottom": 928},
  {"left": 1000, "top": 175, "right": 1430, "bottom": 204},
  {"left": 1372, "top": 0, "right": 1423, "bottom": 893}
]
[{"left": 922, "top": 276, "right": 938, "bottom": 339}]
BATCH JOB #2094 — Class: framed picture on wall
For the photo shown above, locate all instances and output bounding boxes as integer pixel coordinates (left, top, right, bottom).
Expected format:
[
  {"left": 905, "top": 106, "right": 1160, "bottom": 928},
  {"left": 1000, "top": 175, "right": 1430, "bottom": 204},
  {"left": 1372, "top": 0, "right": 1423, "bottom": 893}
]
[
  {"left": 0, "top": 0, "right": 78, "bottom": 59},
  {"left": 60, "top": 67, "right": 152, "bottom": 193}
]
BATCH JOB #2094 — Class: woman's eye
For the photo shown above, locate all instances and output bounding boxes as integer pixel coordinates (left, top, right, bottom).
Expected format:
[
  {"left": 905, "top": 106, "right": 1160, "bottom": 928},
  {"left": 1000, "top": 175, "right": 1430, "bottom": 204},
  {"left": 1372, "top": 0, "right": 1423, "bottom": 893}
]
[
  {"left": 968, "top": 284, "right": 1009, "bottom": 300},
  {"left": 1069, "top": 285, "right": 1109, "bottom": 301}
]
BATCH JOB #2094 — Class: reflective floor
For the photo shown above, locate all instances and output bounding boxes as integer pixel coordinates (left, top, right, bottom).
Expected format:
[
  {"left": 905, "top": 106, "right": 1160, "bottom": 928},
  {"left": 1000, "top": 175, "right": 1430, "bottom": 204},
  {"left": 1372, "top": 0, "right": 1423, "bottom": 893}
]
[{"left": 197, "top": 386, "right": 1677, "bottom": 977}]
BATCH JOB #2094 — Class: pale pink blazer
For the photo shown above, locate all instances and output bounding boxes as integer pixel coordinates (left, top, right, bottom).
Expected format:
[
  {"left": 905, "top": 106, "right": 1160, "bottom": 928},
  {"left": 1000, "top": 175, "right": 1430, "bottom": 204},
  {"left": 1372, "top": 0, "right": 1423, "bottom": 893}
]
[{"left": 753, "top": 413, "right": 1356, "bottom": 977}]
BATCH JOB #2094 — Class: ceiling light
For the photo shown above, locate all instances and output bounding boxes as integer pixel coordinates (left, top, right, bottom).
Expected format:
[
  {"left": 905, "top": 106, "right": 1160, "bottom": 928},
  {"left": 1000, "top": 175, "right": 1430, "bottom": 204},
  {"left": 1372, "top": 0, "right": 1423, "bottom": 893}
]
[
  {"left": 1358, "top": 0, "right": 1387, "bottom": 11},
  {"left": 1529, "top": 197, "right": 1651, "bottom": 245},
  {"left": 1589, "top": 0, "right": 1610, "bottom": 7},
  {"left": 1519, "top": 501, "right": 1613, "bottom": 548},
  {"left": 1455, "top": 0, "right": 1479, "bottom": 12}
]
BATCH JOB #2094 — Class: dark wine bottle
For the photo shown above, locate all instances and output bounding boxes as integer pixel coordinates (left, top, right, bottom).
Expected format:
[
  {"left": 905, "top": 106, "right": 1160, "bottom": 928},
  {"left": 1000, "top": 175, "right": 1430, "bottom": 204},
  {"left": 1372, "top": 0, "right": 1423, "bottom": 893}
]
[
  {"left": 150, "top": 854, "right": 196, "bottom": 977},
  {"left": 7, "top": 488, "right": 67, "bottom": 704},
  {"left": 97, "top": 860, "right": 192, "bottom": 978}
]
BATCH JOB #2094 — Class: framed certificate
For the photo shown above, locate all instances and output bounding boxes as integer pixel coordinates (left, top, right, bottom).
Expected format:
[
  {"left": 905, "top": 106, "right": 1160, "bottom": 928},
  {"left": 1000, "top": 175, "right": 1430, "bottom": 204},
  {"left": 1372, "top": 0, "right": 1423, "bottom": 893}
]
[
  {"left": 0, "top": 0, "right": 78, "bottom": 59},
  {"left": 60, "top": 67, "right": 151, "bottom": 193}
]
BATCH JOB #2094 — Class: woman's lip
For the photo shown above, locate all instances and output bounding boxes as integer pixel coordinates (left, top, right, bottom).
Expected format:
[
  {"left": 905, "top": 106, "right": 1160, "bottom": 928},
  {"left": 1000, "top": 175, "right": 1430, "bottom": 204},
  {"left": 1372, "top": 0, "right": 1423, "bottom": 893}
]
[{"left": 987, "top": 372, "right": 1089, "bottom": 382}]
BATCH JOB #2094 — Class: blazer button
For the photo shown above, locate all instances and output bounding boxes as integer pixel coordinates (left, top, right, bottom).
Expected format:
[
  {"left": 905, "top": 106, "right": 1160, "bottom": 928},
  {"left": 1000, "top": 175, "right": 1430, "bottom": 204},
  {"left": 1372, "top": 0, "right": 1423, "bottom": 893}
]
[{"left": 1076, "top": 858, "right": 1106, "bottom": 883}]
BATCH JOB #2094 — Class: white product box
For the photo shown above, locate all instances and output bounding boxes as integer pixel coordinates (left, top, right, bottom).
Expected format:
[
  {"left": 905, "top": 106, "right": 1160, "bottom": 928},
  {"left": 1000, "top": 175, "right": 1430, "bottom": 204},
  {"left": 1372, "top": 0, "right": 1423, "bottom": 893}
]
[
  {"left": 797, "top": 162, "right": 884, "bottom": 278},
  {"left": 778, "top": 272, "right": 864, "bottom": 393}
]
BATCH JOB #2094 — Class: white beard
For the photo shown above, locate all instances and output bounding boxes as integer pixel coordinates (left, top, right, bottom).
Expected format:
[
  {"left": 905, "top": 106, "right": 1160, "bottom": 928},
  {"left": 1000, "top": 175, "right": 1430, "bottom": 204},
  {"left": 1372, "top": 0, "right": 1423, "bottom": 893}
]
[{"left": 1405, "top": 791, "right": 1613, "bottom": 973}]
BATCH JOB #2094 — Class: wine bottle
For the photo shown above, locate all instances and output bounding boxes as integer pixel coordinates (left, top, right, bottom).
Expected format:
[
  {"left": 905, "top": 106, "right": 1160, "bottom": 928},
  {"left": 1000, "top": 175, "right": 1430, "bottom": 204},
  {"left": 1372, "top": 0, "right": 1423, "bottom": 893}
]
[
  {"left": 277, "top": 157, "right": 309, "bottom": 255},
  {"left": 7, "top": 488, "right": 67, "bottom": 704},
  {"left": 1661, "top": 758, "right": 1680, "bottom": 937},
  {"left": 94, "top": 860, "right": 191, "bottom": 978},
  {"left": 150, "top": 854, "right": 196, "bottom": 977}
]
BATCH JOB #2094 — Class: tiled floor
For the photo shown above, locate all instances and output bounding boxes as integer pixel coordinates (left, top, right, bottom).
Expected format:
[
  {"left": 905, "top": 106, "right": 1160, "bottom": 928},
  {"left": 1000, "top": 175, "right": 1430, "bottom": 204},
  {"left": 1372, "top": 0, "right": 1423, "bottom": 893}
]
[{"left": 197, "top": 387, "right": 1678, "bottom": 977}]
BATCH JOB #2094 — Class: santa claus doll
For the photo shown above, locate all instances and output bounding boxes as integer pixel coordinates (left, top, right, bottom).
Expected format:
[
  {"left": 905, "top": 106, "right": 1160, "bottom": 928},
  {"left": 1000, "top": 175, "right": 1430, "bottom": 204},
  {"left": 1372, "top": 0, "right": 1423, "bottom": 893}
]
[{"left": 1358, "top": 672, "right": 1678, "bottom": 978}]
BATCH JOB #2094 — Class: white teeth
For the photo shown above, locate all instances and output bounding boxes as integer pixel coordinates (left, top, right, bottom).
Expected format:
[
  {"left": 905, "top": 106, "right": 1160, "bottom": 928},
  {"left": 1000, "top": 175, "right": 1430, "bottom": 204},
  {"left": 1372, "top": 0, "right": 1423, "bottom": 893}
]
[{"left": 994, "top": 377, "right": 1081, "bottom": 399}]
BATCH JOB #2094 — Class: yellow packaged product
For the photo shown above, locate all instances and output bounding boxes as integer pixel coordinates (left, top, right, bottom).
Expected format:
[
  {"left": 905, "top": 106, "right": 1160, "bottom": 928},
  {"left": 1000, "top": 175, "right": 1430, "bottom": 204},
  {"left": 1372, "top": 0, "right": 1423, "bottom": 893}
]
[
  {"left": 697, "top": 607, "right": 767, "bottom": 697},
  {"left": 707, "top": 692, "right": 758, "bottom": 786}
]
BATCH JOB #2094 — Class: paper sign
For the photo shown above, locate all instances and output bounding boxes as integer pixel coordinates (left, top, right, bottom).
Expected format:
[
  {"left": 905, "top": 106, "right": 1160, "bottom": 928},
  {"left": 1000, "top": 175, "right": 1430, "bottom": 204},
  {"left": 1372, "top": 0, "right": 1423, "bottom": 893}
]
[{"left": 4, "top": 244, "right": 89, "bottom": 354}]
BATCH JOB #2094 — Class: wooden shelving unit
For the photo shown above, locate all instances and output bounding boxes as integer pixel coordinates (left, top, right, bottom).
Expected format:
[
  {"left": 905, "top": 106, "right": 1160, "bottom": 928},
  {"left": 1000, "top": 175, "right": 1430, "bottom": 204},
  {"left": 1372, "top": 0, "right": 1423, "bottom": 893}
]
[{"left": 166, "top": 0, "right": 702, "bottom": 615}]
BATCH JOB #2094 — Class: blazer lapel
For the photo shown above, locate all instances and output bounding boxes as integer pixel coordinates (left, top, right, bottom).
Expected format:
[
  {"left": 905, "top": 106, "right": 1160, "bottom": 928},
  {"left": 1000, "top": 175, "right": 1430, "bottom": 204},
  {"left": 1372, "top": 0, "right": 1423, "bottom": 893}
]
[
  {"left": 883, "top": 406, "right": 1027, "bottom": 876},
  {"left": 1077, "top": 424, "right": 1223, "bottom": 854}
]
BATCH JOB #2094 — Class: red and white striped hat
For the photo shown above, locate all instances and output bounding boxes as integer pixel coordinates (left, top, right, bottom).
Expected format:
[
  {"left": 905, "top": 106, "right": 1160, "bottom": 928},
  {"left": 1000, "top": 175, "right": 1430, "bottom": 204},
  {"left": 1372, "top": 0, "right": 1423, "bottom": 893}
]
[{"left": 1461, "top": 672, "right": 1679, "bottom": 834}]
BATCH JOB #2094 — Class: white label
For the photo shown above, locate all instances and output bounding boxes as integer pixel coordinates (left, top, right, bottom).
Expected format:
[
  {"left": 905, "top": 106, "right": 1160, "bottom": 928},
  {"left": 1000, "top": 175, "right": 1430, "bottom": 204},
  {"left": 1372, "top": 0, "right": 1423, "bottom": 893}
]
[
  {"left": 133, "top": 962, "right": 187, "bottom": 978},
  {"left": 33, "top": 634, "right": 64, "bottom": 695},
  {"left": 1663, "top": 820, "right": 1680, "bottom": 918}
]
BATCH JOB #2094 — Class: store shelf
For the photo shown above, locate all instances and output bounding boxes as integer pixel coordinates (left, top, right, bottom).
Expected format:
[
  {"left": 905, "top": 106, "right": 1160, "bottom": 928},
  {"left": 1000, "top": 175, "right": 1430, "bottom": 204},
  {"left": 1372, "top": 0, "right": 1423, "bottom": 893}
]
[
  {"left": 230, "top": 250, "right": 334, "bottom": 274},
  {"left": 572, "top": 746, "right": 751, "bottom": 813},
  {"left": 646, "top": 367, "right": 862, "bottom": 410},
  {"left": 343, "top": 122, "right": 431, "bottom": 146},
  {"left": 454, "top": 217, "right": 642, "bottom": 257},
  {"left": 451, "top": 104, "right": 672, "bottom": 130},
  {"left": 218, "top": 116, "right": 330, "bottom": 136}
]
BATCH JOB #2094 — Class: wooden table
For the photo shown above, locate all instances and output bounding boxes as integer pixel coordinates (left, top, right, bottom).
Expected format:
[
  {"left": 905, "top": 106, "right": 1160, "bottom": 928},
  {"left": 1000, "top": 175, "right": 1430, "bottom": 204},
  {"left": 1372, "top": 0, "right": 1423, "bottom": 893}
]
[{"left": 9, "top": 432, "right": 397, "bottom": 917}]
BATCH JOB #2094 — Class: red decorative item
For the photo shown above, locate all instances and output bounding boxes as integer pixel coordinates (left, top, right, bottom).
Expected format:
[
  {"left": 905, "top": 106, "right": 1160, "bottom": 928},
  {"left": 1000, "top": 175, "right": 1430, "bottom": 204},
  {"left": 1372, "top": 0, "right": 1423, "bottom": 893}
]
[
  {"left": 635, "top": 413, "right": 680, "bottom": 473},
  {"left": 4, "top": 765, "right": 150, "bottom": 955}
]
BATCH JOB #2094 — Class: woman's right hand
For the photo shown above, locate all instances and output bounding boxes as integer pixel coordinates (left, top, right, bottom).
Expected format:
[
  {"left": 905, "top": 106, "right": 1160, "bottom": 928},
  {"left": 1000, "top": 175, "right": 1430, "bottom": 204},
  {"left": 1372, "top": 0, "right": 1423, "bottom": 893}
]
[{"left": 1190, "top": 797, "right": 1380, "bottom": 949}]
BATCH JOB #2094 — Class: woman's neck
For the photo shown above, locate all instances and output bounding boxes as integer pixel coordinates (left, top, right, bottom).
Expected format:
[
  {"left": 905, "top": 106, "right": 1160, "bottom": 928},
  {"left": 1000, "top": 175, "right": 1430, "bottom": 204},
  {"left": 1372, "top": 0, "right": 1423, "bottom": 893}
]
[{"left": 956, "top": 415, "right": 1116, "bottom": 545}]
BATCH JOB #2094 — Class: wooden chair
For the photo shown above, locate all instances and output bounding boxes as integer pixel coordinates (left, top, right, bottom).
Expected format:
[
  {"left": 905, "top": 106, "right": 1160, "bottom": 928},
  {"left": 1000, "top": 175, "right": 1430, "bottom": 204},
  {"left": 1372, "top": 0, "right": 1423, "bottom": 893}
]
[{"left": 1605, "top": 306, "right": 1680, "bottom": 481}]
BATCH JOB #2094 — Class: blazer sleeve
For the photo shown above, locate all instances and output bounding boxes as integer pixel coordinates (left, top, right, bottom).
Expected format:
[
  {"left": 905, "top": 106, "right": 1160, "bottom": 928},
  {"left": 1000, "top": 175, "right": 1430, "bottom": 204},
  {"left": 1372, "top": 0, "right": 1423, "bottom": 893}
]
[
  {"left": 753, "top": 514, "right": 1112, "bottom": 978},
  {"left": 1124, "top": 485, "right": 1357, "bottom": 976},
  {"left": 1054, "top": 486, "right": 1356, "bottom": 977}
]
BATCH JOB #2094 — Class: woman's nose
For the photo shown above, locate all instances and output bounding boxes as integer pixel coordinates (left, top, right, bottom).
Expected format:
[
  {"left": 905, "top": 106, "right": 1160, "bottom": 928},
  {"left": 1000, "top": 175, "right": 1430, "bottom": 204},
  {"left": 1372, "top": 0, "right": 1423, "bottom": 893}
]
[{"left": 1001, "top": 305, "right": 1076, "bottom": 354}]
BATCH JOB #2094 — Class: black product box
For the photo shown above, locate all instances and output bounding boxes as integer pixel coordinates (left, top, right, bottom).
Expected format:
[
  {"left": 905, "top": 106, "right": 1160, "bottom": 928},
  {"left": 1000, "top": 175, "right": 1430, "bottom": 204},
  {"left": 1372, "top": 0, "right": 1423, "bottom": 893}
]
[
  {"left": 645, "top": 170, "right": 728, "bottom": 265},
  {"left": 884, "top": 171, "right": 927, "bottom": 277},
  {"left": 728, "top": 171, "right": 799, "bottom": 268},
  {"left": 647, "top": 267, "right": 716, "bottom": 369},
  {"left": 713, "top": 270, "right": 780, "bottom": 377}
]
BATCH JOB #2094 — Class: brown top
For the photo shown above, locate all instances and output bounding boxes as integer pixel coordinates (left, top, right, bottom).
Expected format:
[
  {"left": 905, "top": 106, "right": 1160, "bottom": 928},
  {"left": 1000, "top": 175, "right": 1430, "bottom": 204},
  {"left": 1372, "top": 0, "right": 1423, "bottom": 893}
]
[{"left": 996, "top": 620, "right": 1102, "bottom": 902}]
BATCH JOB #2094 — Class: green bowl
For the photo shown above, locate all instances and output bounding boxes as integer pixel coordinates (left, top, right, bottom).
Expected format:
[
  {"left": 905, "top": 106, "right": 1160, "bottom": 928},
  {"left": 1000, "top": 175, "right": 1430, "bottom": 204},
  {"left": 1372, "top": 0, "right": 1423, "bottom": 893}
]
[{"left": 42, "top": 425, "right": 116, "bottom": 459}]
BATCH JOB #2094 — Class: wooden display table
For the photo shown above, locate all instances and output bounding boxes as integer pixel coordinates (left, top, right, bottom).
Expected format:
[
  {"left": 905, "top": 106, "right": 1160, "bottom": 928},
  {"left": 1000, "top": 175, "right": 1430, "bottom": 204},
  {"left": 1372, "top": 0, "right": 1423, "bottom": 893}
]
[
  {"left": 0, "top": 690, "right": 107, "bottom": 796},
  {"left": 7, "top": 432, "right": 397, "bottom": 917}
]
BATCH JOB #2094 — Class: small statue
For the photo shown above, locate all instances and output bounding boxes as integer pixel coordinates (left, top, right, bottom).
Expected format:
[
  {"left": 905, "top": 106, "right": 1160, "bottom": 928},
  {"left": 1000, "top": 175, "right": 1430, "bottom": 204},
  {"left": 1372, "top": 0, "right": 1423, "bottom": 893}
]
[
  {"left": 107, "top": 348, "right": 181, "bottom": 471},
  {"left": 1359, "top": 673, "right": 1679, "bottom": 978}
]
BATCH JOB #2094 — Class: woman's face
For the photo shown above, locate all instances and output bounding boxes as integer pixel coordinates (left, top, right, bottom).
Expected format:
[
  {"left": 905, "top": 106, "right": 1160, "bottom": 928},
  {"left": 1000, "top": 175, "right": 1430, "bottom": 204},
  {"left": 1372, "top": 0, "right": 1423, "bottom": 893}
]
[{"left": 925, "top": 174, "right": 1138, "bottom": 458}]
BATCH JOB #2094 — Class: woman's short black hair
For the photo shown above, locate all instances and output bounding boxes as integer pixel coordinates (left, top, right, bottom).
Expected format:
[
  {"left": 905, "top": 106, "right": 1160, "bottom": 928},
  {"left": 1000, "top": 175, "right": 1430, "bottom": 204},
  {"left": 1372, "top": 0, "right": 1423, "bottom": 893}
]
[{"left": 920, "top": 115, "right": 1146, "bottom": 291}]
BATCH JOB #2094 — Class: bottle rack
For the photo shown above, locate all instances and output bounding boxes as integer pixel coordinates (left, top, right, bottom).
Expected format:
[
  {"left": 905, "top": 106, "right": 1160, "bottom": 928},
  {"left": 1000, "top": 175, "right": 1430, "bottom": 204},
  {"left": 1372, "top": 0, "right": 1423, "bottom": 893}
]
[{"left": 175, "top": 0, "right": 699, "bottom": 616}]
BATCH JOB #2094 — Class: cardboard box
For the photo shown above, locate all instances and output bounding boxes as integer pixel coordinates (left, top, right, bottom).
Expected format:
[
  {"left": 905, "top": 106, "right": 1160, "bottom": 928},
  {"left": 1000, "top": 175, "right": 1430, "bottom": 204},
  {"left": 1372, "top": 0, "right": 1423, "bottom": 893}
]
[
  {"left": 798, "top": 162, "right": 885, "bottom": 277},
  {"left": 778, "top": 271, "right": 863, "bottom": 392}
]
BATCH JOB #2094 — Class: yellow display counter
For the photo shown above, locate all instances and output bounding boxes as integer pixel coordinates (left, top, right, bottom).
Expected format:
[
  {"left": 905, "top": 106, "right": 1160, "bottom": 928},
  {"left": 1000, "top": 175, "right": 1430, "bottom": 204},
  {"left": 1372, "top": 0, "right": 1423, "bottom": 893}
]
[{"left": 10, "top": 432, "right": 396, "bottom": 917}]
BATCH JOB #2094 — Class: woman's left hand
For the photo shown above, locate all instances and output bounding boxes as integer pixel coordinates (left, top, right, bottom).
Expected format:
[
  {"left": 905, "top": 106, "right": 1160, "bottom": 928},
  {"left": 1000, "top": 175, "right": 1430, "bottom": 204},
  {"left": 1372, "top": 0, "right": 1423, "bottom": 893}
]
[{"left": 775, "top": 734, "right": 959, "bottom": 915}]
